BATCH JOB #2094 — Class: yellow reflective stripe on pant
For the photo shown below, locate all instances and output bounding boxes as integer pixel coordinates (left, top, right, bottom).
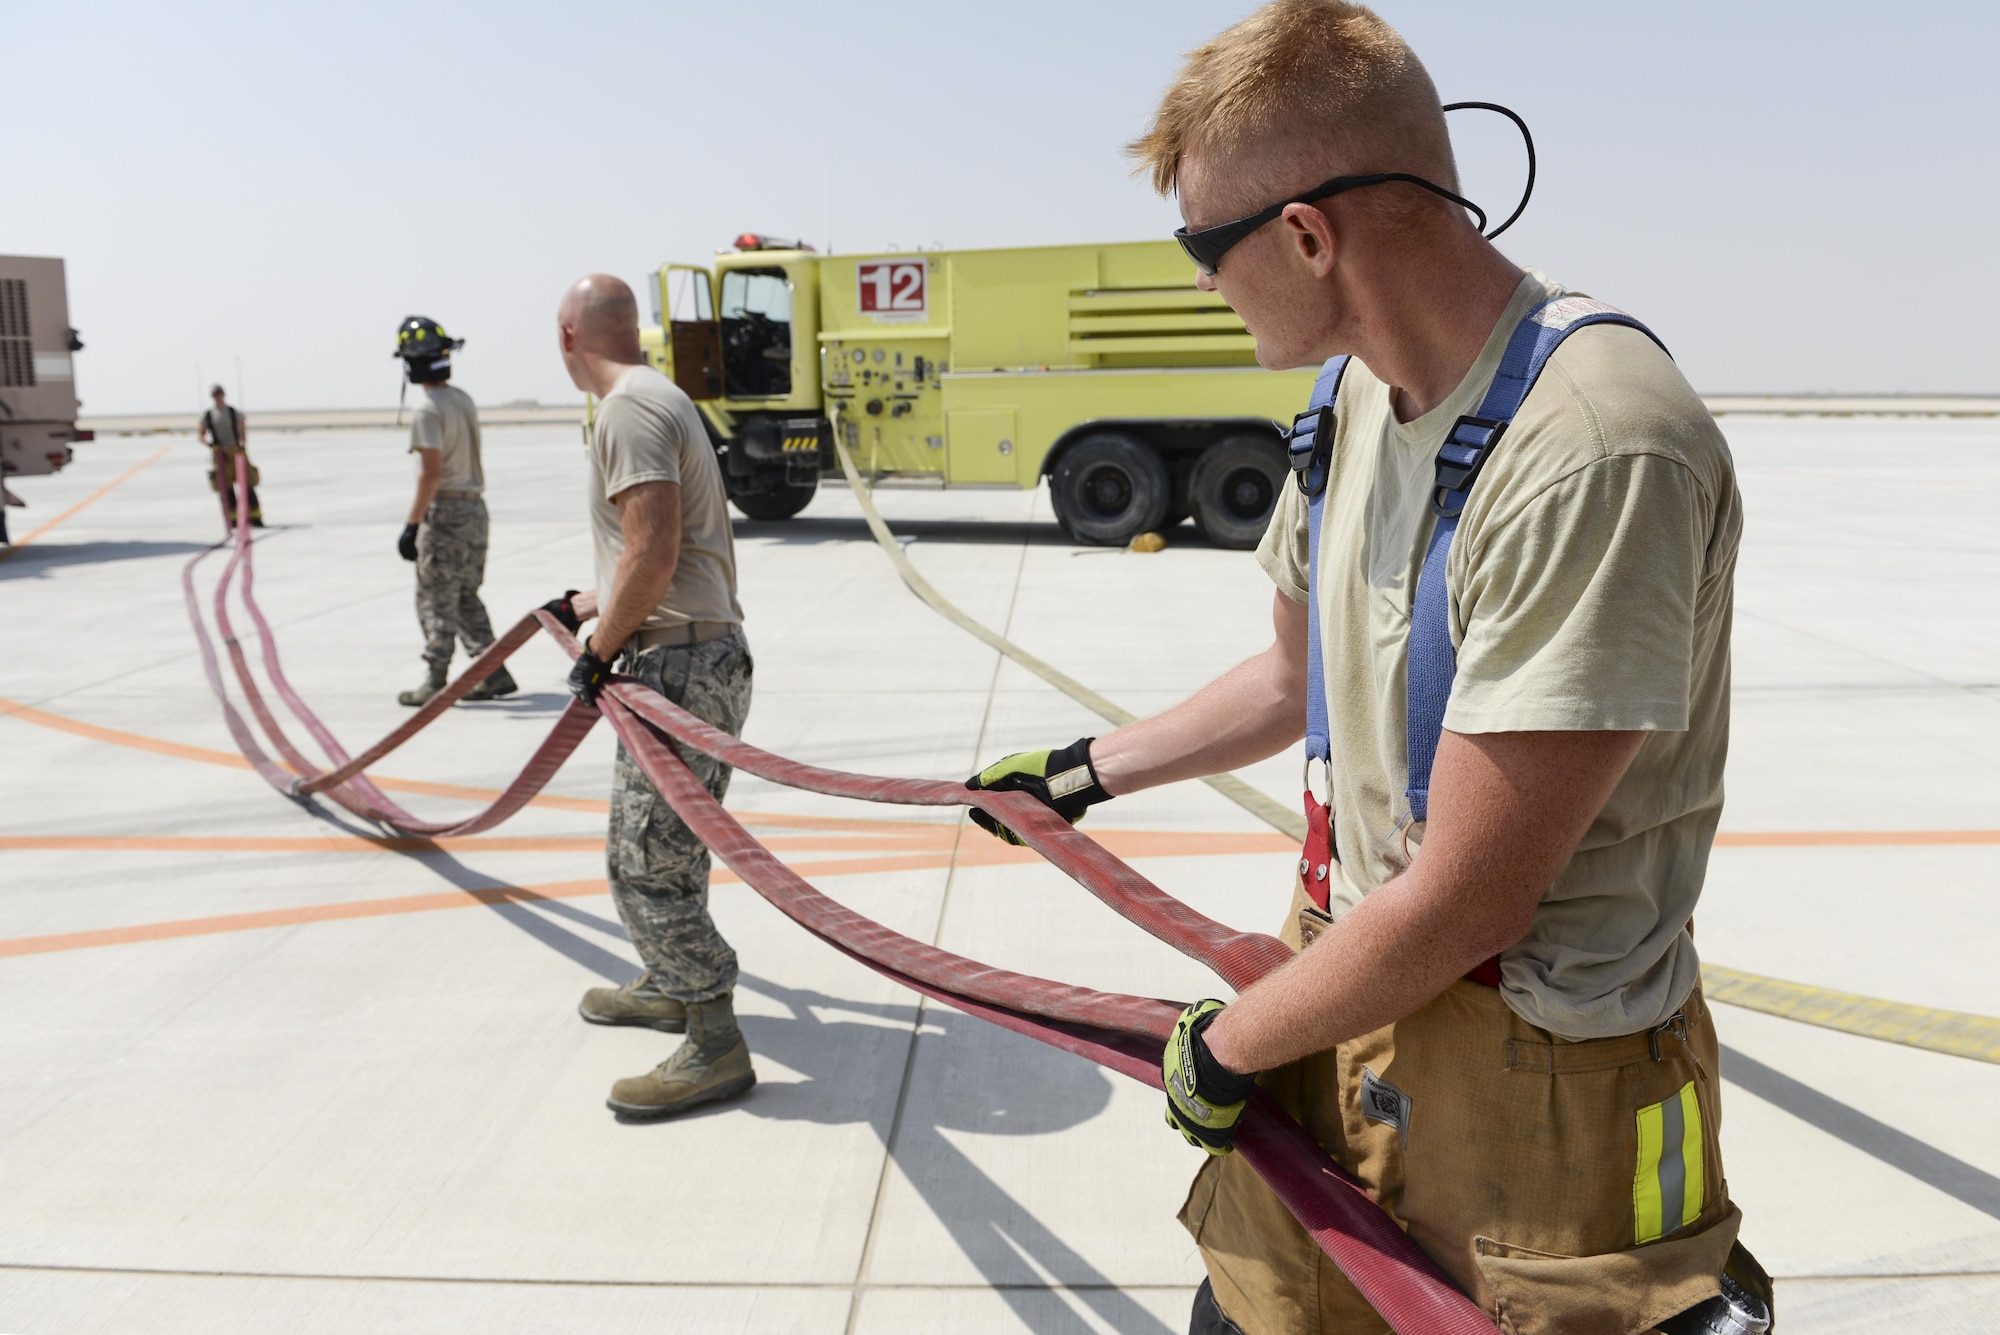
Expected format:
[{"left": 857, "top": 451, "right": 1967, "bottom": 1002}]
[{"left": 1634, "top": 1080, "right": 1705, "bottom": 1244}]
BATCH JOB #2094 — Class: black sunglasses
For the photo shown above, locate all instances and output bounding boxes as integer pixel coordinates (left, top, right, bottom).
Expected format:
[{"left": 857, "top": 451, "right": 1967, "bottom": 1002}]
[
  {"left": 1173, "top": 172, "right": 1484, "bottom": 275},
  {"left": 1172, "top": 102, "right": 1537, "bottom": 276}
]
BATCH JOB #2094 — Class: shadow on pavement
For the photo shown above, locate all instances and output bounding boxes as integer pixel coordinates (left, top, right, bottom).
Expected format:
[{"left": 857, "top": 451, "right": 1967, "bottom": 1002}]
[
  {"left": 0, "top": 538, "right": 213, "bottom": 579},
  {"left": 728, "top": 970, "right": 1175, "bottom": 1335},
  {"left": 398, "top": 846, "right": 1173, "bottom": 1335},
  {"left": 464, "top": 690, "right": 575, "bottom": 719},
  {"left": 469, "top": 860, "right": 2000, "bottom": 1330},
  {"left": 1721, "top": 1044, "right": 2000, "bottom": 1222}
]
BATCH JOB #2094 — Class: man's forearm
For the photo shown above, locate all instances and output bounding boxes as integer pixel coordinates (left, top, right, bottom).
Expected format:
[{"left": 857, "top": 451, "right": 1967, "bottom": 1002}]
[
  {"left": 1200, "top": 726, "right": 1647, "bottom": 1075},
  {"left": 1201, "top": 863, "right": 1522, "bottom": 1073},
  {"left": 1091, "top": 653, "right": 1303, "bottom": 795},
  {"left": 590, "top": 547, "right": 678, "bottom": 658},
  {"left": 1089, "top": 588, "right": 1309, "bottom": 796}
]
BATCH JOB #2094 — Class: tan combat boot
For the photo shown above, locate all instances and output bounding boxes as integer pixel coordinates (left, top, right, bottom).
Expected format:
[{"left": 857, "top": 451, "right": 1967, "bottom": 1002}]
[
  {"left": 578, "top": 976, "right": 687, "bottom": 1033},
  {"left": 606, "top": 993, "right": 755, "bottom": 1119},
  {"left": 397, "top": 663, "right": 449, "bottom": 707}
]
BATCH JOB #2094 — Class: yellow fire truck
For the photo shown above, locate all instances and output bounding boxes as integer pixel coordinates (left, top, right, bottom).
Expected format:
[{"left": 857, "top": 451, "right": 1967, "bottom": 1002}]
[
  {"left": 0, "top": 255, "right": 89, "bottom": 546},
  {"left": 641, "top": 234, "right": 1316, "bottom": 547}
]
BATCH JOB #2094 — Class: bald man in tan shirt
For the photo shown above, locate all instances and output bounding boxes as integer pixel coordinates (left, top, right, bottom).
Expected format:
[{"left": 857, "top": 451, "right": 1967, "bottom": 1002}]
[{"left": 554, "top": 274, "right": 756, "bottom": 1121}]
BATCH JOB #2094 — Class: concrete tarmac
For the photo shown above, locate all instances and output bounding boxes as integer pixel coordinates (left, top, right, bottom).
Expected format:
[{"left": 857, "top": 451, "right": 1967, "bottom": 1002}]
[{"left": 2, "top": 417, "right": 1997, "bottom": 1333}]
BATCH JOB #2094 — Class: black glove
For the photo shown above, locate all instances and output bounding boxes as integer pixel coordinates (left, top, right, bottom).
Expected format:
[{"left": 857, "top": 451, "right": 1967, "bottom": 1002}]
[
  {"left": 964, "top": 737, "right": 1109, "bottom": 845},
  {"left": 541, "top": 590, "right": 583, "bottom": 635},
  {"left": 397, "top": 523, "right": 420, "bottom": 562},
  {"left": 567, "top": 641, "right": 614, "bottom": 707},
  {"left": 1163, "top": 1000, "right": 1258, "bottom": 1156}
]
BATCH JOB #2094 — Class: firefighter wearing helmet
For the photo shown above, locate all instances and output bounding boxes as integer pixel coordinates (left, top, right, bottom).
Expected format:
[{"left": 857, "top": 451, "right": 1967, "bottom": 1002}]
[{"left": 392, "top": 316, "right": 515, "bottom": 705}]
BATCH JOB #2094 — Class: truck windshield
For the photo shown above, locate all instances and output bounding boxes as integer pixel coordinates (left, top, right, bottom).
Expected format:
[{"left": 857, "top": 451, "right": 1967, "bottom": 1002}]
[{"left": 719, "top": 269, "right": 792, "bottom": 398}]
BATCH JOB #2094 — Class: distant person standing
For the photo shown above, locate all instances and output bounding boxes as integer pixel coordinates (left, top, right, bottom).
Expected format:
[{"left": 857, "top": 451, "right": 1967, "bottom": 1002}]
[
  {"left": 551, "top": 273, "right": 756, "bottom": 1119},
  {"left": 198, "top": 385, "right": 262, "bottom": 530},
  {"left": 393, "top": 316, "right": 515, "bottom": 707}
]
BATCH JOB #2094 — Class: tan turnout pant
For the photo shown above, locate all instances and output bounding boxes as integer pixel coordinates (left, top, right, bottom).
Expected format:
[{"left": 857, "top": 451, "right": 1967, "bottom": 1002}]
[{"left": 1181, "top": 880, "right": 1747, "bottom": 1335}]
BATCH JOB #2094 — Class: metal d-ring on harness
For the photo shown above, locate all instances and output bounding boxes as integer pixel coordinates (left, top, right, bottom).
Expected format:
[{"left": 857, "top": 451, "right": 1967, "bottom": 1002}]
[{"left": 1283, "top": 296, "right": 1669, "bottom": 910}]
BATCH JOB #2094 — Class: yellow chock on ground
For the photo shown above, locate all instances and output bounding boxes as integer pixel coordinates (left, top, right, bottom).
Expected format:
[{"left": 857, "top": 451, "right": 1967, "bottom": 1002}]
[{"left": 1127, "top": 531, "right": 1167, "bottom": 553}]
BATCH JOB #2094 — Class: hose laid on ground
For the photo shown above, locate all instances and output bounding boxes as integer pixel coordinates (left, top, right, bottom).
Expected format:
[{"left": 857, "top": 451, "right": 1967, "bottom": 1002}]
[{"left": 181, "top": 453, "right": 1497, "bottom": 1333}]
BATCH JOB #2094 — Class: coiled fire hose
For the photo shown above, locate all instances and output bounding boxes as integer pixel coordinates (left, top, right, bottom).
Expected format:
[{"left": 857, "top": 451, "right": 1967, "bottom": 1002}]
[{"left": 180, "top": 454, "right": 1496, "bottom": 1333}]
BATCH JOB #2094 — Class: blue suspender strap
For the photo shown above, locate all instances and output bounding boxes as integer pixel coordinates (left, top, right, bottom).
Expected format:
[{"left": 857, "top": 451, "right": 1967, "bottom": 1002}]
[
  {"left": 1403, "top": 297, "right": 1668, "bottom": 823},
  {"left": 1288, "top": 355, "right": 1350, "bottom": 770},
  {"left": 1285, "top": 356, "right": 1349, "bottom": 905}
]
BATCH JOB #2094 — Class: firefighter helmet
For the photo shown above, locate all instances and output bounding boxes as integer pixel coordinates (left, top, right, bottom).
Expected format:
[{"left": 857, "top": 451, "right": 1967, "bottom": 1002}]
[{"left": 393, "top": 315, "right": 464, "bottom": 362}]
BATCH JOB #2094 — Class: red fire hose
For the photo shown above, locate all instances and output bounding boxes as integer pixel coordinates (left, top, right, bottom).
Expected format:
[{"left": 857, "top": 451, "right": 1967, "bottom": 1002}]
[{"left": 180, "top": 456, "right": 1496, "bottom": 1333}]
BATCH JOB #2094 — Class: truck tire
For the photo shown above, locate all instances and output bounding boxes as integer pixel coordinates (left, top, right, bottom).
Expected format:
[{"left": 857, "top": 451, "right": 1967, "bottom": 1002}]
[
  {"left": 1189, "top": 434, "right": 1287, "bottom": 550},
  {"left": 730, "top": 474, "right": 817, "bottom": 521},
  {"left": 1050, "top": 432, "right": 1170, "bottom": 546}
]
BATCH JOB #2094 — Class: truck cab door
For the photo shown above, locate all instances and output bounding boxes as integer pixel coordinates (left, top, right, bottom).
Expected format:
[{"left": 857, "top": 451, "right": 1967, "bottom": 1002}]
[{"left": 659, "top": 264, "right": 722, "bottom": 401}]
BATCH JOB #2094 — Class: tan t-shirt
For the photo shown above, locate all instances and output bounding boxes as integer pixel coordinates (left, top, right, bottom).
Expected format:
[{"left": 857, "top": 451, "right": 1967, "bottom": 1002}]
[
  {"left": 588, "top": 365, "right": 743, "bottom": 631},
  {"left": 409, "top": 383, "right": 484, "bottom": 492},
  {"left": 201, "top": 405, "right": 243, "bottom": 451},
  {"left": 1256, "top": 271, "right": 1741, "bottom": 1040}
]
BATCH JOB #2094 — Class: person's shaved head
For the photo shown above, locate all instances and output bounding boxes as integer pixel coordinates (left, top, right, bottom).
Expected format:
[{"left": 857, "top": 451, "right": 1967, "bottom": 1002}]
[
  {"left": 557, "top": 273, "right": 645, "bottom": 393},
  {"left": 560, "top": 274, "right": 640, "bottom": 346}
]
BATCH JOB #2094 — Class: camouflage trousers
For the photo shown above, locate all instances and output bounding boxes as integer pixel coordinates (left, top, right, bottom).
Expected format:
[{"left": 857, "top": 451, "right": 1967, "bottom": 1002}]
[
  {"left": 208, "top": 447, "right": 262, "bottom": 526},
  {"left": 608, "top": 630, "right": 754, "bottom": 1002},
  {"left": 415, "top": 494, "right": 497, "bottom": 670}
]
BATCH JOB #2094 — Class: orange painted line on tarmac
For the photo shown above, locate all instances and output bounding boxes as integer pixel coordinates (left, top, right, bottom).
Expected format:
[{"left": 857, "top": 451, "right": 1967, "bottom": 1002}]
[
  {"left": 0, "top": 833, "right": 1299, "bottom": 961},
  {"left": 0, "top": 695, "right": 253, "bottom": 769},
  {"left": 0, "top": 693, "right": 609, "bottom": 813},
  {"left": 15, "top": 822, "right": 1998, "bottom": 964},
  {"left": 0, "top": 693, "right": 1254, "bottom": 842},
  {"left": 0, "top": 444, "right": 170, "bottom": 559},
  {"left": 0, "top": 826, "right": 1294, "bottom": 861},
  {"left": 10, "top": 689, "right": 1998, "bottom": 853},
  {"left": 718, "top": 852, "right": 966, "bottom": 882},
  {"left": 733, "top": 809, "right": 960, "bottom": 835},
  {"left": 0, "top": 834, "right": 605, "bottom": 854},
  {"left": 372, "top": 776, "right": 606, "bottom": 810},
  {"left": 0, "top": 696, "right": 960, "bottom": 834},
  {"left": 1712, "top": 829, "right": 2000, "bottom": 848},
  {"left": 0, "top": 833, "right": 935, "bottom": 855},
  {"left": 9, "top": 824, "right": 1998, "bottom": 861},
  {"left": 0, "top": 878, "right": 611, "bottom": 959},
  {"left": 0, "top": 854, "right": 969, "bottom": 961}
]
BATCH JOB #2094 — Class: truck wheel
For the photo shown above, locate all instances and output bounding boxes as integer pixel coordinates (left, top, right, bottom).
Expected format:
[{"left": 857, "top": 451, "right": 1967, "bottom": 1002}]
[
  {"left": 730, "top": 475, "right": 818, "bottom": 521},
  {"left": 1189, "top": 435, "right": 1287, "bottom": 550},
  {"left": 1050, "top": 433, "right": 1170, "bottom": 546}
]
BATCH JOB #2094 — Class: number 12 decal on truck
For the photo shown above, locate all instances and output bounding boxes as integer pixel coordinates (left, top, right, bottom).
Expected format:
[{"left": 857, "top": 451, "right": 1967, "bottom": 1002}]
[{"left": 857, "top": 260, "right": 926, "bottom": 320}]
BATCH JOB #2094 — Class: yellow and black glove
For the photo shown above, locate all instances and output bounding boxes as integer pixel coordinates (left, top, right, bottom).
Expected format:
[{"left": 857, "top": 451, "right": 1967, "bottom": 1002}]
[
  {"left": 1164, "top": 999, "right": 1257, "bottom": 1156},
  {"left": 567, "top": 640, "right": 615, "bottom": 707},
  {"left": 964, "top": 737, "right": 1109, "bottom": 845}
]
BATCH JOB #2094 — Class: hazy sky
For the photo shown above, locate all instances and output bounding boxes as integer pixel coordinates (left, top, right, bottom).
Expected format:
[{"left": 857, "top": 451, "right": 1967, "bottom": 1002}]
[{"left": 14, "top": 1, "right": 1996, "bottom": 413}]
